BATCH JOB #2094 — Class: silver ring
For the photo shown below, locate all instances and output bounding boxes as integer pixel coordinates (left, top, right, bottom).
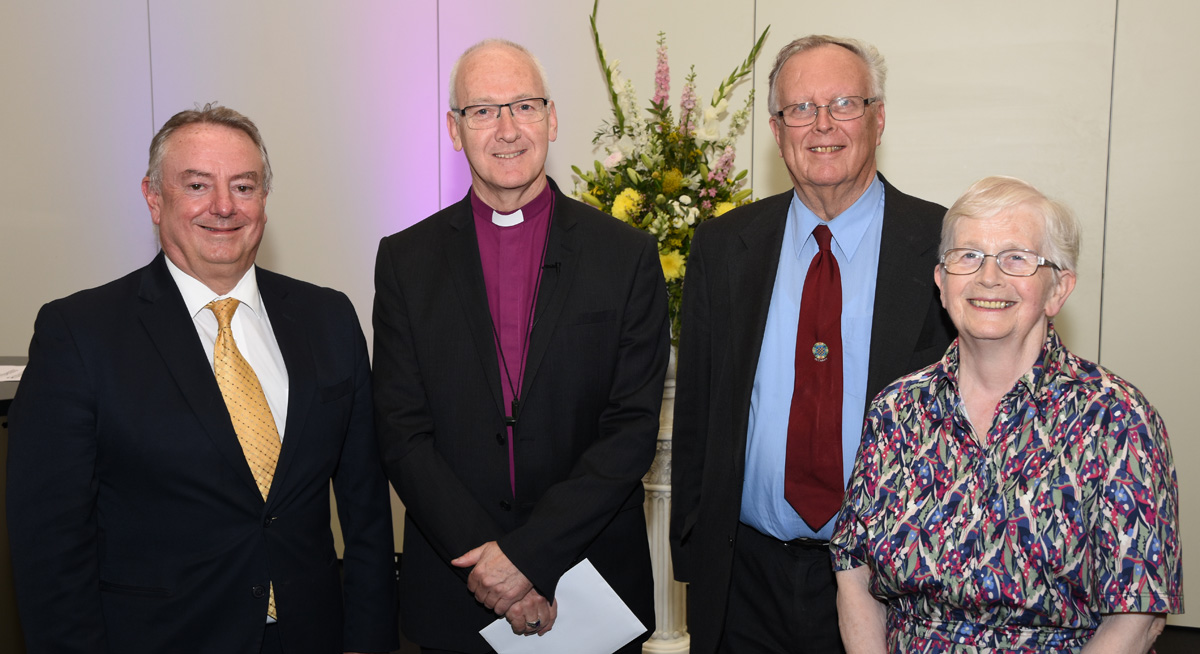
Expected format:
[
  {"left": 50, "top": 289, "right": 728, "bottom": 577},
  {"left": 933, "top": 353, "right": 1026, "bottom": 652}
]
[{"left": 526, "top": 619, "right": 541, "bottom": 629}]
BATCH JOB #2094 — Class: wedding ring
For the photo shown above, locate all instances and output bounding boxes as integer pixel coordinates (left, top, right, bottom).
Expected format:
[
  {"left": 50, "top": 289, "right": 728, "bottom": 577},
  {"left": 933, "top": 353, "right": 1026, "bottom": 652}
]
[{"left": 526, "top": 619, "right": 541, "bottom": 629}]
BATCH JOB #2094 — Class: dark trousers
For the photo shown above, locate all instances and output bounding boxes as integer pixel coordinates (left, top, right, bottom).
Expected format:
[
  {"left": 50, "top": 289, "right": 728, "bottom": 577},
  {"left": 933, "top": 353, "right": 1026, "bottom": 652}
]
[{"left": 718, "top": 522, "right": 845, "bottom": 654}]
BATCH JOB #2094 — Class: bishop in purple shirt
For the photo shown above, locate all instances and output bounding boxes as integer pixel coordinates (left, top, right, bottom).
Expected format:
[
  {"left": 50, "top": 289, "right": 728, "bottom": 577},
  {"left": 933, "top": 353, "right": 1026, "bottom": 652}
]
[{"left": 372, "top": 38, "right": 669, "bottom": 654}]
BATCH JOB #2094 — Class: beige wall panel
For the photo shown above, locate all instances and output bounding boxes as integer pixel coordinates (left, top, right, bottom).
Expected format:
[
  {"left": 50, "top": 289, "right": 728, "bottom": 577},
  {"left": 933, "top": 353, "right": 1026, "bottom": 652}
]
[
  {"left": 0, "top": 1, "right": 155, "bottom": 355},
  {"left": 437, "top": 0, "right": 759, "bottom": 214},
  {"left": 752, "top": 0, "right": 1115, "bottom": 358},
  {"left": 1104, "top": 0, "right": 1199, "bottom": 628},
  {"left": 148, "top": 0, "right": 441, "bottom": 345}
]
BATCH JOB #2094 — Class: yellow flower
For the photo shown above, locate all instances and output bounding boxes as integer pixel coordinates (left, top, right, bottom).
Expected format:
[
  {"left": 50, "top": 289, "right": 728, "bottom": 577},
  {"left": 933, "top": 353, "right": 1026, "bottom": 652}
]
[
  {"left": 661, "top": 168, "right": 685, "bottom": 196},
  {"left": 714, "top": 201, "right": 735, "bottom": 217},
  {"left": 660, "top": 250, "right": 686, "bottom": 280},
  {"left": 611, "top": 188, "right": 643, "bottom": 221}
]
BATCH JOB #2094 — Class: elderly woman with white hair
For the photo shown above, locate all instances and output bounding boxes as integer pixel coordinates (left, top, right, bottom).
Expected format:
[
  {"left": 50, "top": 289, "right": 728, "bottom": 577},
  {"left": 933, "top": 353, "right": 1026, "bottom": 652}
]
[{"left": 830, "top": 176, "right": 1182, "bottom": 652}]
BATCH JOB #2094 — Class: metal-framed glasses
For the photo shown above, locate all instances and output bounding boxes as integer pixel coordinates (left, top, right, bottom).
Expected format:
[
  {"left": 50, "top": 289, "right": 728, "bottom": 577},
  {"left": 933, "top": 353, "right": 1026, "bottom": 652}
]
[
  {"left": 453, "top": 98, "right": 549, "bottom": 130},
  {"left": 940, "top": 248, "right": 1060, "bottom": 277},
  {"left": 774, "top": 96, "right": 877, "bottom": 127}
]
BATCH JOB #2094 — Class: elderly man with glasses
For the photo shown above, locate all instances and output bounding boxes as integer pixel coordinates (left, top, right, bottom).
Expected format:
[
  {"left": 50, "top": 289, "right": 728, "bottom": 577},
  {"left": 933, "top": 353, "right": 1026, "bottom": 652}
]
[
  {"left": 372, "top": 39, "right": 669, "bottom": 654},
  {"left": 670, "top": 35, "right": 956, "bottom": 653}
]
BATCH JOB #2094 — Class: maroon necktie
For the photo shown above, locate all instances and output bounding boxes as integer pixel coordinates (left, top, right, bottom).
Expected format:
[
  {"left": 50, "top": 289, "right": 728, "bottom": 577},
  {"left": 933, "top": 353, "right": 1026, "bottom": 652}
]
[{"left": 784, "top": 224, "right": 843, "bottom": 530}]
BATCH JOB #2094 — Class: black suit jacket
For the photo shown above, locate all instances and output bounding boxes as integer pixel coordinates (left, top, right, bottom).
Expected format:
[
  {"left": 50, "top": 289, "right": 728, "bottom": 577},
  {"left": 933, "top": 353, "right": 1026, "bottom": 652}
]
[
  {"left": 669, "top": 175, "right": 955, "bottom": 653},
  {"left": 372, "top": 180, "right": 669, "bottom": 652},
  {"left": 6, "top": 253, "right": 398, "bottom": 653}
]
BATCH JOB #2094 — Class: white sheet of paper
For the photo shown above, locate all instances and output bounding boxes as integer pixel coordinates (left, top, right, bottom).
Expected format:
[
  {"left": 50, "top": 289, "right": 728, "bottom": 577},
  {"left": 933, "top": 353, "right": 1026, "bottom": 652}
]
[
  {"left": 480, "top": 558, "right": 645, "bottom": 654},
  {"left": 0, "top": 365, "right": 24, "bottom": 382}
]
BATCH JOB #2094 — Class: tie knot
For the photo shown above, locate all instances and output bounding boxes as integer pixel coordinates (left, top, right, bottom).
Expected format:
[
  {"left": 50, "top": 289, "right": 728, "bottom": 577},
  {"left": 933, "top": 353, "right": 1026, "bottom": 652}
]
[
  {"left": 206, "top": 297, "right": 240, "bottom": 329},
  {"left": 813, "top": 225, "right": 833, "bottom": 253}
]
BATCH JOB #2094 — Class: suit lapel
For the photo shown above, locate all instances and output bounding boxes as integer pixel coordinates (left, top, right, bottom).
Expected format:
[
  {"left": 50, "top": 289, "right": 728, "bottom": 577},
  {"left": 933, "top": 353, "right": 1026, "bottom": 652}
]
[
  {"left": 866, "top": 176, "right": 943, "bottom": 400},
  {"left": 519, "top": 186, "right": 577, "bottom": 403},
  {"left": 728, "top": 192, "right": 790, "bottom": 437},
  {"left": 136, "top": 253, "right": 262, "bottom": 499},
  {"left": 445, "top": 195, "right": 506, "bottom": 416},
  {"left": 258, "top": 270, "right": 313, "bottom": 508}
]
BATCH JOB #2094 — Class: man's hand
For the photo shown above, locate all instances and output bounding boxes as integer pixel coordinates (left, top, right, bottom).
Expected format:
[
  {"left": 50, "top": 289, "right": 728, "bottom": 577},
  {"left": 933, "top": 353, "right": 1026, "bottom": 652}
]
[
  {"left": 452, "top": 541, "right": 533, "bottom": 615},
  {"left": 504, "top": 588, "right": 557, "bottom": 636}
]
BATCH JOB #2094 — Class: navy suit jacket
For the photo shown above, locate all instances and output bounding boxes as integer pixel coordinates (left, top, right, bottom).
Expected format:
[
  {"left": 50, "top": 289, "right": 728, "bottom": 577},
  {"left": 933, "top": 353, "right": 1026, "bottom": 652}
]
[
  {"left": 669, "top": 175, "right": 956, "bottom": 653},
  {"left": 7, "top": 252, "right": 398, "bottom": 653},
  {"left": 373, "top": 180, "right": 670, "bottom": 652}
]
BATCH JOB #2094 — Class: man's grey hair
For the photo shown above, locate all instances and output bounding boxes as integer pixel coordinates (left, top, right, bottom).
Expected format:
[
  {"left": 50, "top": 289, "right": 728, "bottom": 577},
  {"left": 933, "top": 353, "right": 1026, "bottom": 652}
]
[
  {"left": 448, "top": 39, "right": 552, "bottom": 111},
  {"left": 766, "top": 35, "right": 888, "bottom": 114},
  {"left": 941, "top": 175, "right": 1081, "bottom": 274},
  {"left": 146, "top": 102, "right": 272, "bottom": 193}
]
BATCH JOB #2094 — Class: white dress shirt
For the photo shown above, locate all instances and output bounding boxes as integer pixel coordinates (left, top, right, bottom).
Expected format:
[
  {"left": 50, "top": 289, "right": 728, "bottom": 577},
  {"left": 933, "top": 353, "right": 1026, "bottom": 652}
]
[{"left": 164, "top": 258, "right": 289, "bottom": 440}]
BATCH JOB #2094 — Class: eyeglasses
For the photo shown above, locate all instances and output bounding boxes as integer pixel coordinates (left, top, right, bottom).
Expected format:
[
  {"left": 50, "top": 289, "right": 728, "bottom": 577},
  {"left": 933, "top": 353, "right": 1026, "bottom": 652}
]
[
  {"left": 774, "top": 96, "right": 877, "bottom": 127},
  {"left": 452, "top": 98, "right": 549, "bottom": 130},
  {"left": 940, "top": 248, "right": 1060, "bottom": 277}
]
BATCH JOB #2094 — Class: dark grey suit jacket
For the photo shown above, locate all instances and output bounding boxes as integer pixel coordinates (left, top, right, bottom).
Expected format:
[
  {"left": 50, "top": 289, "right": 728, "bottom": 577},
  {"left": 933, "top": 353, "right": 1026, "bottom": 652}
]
[
  {"left": 669, "top": 175, "right": 955, "bottom": 653},
  {"left": 7, "top": 252, "right": 398, "bottom": 653},
  {"left": 373, "top": 179, "right": 670, "bottom": 652}
]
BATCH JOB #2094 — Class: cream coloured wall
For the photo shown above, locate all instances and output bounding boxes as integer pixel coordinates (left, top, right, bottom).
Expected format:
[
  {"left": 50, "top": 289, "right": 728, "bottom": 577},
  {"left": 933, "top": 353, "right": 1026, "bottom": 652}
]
[
  {"left": 1, "top": 0, "right": 157, "bottom": 352},
  {"left": 1103, "top": 0, "right": 1200, "bottom": 630},
  {"left": 1, "top": 0, "right": 1194, "bottom": 629}
]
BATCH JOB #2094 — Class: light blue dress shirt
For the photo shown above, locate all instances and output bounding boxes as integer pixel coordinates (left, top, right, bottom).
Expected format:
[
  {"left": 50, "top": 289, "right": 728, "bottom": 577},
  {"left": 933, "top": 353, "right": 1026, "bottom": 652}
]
[{"left": 740, "top": 176, "right": 885, "bottom": 541}]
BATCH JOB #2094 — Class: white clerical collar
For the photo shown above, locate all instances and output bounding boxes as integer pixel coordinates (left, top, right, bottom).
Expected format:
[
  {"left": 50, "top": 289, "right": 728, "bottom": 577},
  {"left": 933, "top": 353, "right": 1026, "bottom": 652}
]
[{"left": 492, "top": 208, "right": 524, "bottom": 227}]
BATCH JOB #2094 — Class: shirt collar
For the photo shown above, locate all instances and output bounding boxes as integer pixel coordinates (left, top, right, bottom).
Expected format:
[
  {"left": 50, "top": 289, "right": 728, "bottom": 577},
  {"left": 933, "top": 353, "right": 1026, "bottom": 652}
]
[
  {"left": 787, "top": 174, "right": 884, "bottom": 260},
  {"left": 163, "top": 256, "right": 264, "bottom": 321},
  {"left": 1020, "top": 323, "right": 1071, "bottom": 399},
  {"left": 932, "top": 323, "right": 1072, "bottom": 406},
  {"left": 470, "top": 183, "right": 554, "bottom": 228}
]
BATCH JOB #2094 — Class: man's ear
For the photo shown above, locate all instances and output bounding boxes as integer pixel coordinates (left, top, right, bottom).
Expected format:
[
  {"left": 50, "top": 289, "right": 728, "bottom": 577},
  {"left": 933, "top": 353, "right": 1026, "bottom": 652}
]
[
  {"left": 142, "top": 177, "right": 162, "bottom": 225},
  {"left": 546, "top": 100, "right": 558, "bottom": 143},
  {"left": 447, "top": 112, "right": 465, "bottom": 152}
]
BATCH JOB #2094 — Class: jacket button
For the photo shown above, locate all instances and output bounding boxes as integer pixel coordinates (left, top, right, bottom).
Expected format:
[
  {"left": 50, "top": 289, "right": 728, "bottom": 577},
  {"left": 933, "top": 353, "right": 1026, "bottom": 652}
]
[
  {"left": 496, "top": 432, "right": 506, "bottom": 445},
  {"left": 728, "top": 536, "right": 735, "bottom": 547},
  {"left": 499, "top": 500, "right": 512, "bottom": 511},
  {"left": 251, "top": 585, "right": 266, "bottom": 598},
  {"left": 263, "top": 516, "right": 275, "bottom": 528}
]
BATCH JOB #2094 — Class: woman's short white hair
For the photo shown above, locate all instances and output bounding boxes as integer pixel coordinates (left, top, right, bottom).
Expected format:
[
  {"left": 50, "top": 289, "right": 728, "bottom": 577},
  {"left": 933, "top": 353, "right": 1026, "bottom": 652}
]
[{"left": 941, "top": 175, "right": 1081, "bottom": 273}]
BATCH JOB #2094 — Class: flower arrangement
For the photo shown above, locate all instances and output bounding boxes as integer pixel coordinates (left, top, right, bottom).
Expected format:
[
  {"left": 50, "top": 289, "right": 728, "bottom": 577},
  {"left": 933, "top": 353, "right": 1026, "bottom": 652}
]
[{"left": 573, "top": 1, "right": 769, "bottom": 342}]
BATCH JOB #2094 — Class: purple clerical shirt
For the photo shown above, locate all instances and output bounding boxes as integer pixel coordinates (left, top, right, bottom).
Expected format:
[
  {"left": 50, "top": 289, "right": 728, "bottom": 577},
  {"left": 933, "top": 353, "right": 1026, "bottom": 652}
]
[{"left": 471, "top": 184, "right": 554, "bottom": 496}]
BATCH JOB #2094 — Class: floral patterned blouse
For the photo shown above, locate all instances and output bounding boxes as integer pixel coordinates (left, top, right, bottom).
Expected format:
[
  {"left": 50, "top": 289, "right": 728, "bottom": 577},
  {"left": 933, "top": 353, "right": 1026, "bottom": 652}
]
[{"left": 831, "top": 326, "right": 1182, "bottom": 652}]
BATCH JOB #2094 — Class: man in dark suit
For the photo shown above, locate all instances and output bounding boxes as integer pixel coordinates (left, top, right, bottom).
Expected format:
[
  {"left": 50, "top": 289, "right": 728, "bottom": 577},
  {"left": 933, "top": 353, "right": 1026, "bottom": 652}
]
[
  {"left": 6, "top": 104, "right": 398, "bottom": 654},
  {"left": 372, "top": 39, "right": 669, "bottom": 653},
  {"left": 670, "top": 36, "right": 956, "bottom": 653}
]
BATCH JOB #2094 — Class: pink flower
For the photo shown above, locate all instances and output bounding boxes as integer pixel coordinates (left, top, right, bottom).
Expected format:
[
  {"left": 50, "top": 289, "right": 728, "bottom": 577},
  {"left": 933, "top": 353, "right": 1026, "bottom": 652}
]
[
  {"left": 652, "top": 37, "right": 669, "bottom": 106},
  {"left": 679, "top": 79, "right": 697, "bottom": 134},
  {"left": 711, "top": 145, "right": 736, "bottom": 183}
]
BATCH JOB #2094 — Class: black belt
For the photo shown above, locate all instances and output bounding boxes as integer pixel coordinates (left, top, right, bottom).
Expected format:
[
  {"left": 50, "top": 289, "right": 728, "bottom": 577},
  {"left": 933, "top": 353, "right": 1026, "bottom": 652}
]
[
  {"left": 783, "top": 536, "right": 830, "bottom": 551},
  {"left": 739, "top": 521, "right": 830, "bottom": 551}
]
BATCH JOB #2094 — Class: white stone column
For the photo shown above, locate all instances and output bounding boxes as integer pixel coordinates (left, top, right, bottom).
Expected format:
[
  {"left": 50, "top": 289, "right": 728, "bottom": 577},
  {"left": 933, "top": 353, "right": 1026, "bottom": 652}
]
[{"left": 643, "top": 350, "right": 689, "bottom": 653}]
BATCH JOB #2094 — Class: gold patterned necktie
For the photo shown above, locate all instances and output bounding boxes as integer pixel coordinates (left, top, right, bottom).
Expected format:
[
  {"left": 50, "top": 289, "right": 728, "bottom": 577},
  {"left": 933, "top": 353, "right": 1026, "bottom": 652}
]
[{"left": 206, "top": 297, "right": 279, "bottom": 619}]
